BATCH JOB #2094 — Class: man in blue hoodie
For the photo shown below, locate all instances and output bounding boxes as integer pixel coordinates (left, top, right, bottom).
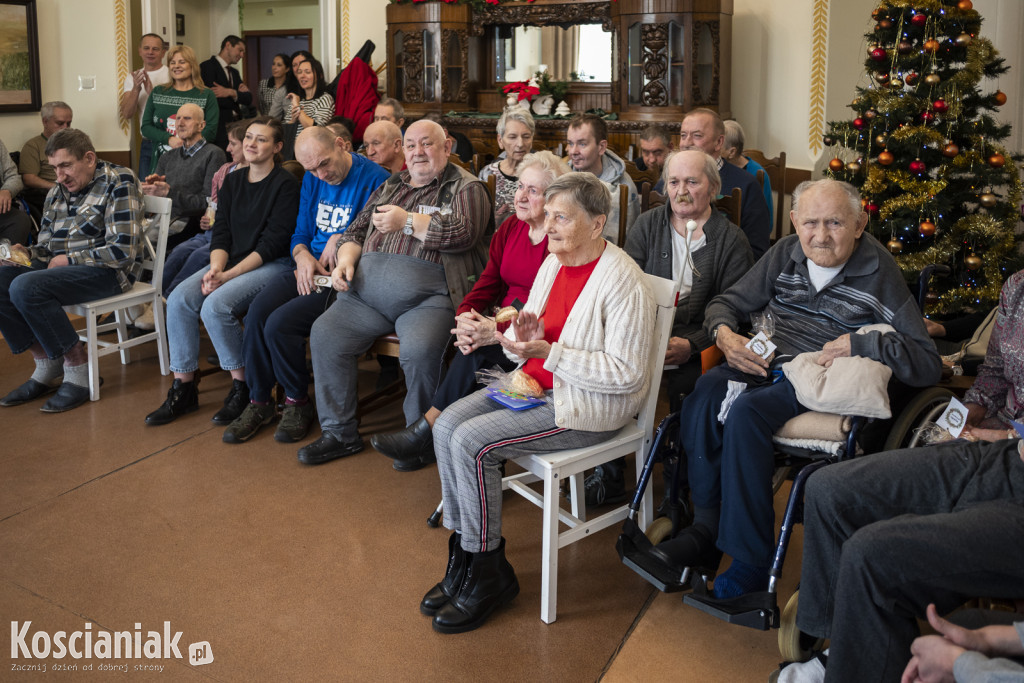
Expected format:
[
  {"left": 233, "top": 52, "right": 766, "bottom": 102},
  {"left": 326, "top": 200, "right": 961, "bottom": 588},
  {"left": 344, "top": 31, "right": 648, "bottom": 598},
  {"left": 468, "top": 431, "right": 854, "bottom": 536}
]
[{"left": 221, "top": 126, "right": 388, "bottom": 445}]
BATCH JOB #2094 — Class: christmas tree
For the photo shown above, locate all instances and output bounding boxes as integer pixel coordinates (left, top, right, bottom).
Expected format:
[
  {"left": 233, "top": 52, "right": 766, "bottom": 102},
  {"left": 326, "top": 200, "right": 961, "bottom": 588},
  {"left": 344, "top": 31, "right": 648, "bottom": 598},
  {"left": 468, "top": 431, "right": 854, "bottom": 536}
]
[{"left": 823, "top": 0, "right": 1022, "bottom": 314}]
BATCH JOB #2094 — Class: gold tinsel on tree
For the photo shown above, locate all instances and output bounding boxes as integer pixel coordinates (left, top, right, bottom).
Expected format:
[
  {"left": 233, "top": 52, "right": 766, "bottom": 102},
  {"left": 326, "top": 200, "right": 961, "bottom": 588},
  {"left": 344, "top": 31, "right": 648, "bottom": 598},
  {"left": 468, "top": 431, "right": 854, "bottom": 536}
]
[{"left": 822, "top": 0, "right": 1023, "bottom": 314}]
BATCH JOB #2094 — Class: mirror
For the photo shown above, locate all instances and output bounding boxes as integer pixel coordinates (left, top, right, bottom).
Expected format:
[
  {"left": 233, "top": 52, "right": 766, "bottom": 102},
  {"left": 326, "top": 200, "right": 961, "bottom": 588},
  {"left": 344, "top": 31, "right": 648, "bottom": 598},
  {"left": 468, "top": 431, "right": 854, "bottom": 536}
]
[{"left": 495, "top": 25, "right": 611, "bottom": 83}]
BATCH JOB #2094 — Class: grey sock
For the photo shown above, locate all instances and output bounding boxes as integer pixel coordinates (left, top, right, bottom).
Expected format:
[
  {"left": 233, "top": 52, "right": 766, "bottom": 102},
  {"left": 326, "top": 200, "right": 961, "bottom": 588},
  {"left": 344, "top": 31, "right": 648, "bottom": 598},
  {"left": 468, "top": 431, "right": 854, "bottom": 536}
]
[
  {"left": 63, "top": 363, "right": 89, "bottom": 388},
  {"left": 31, "top": 357, "right": 63, "bottom": 386},
  {"left": 693, "top": 505, "right": 720, "bottom": 539}
]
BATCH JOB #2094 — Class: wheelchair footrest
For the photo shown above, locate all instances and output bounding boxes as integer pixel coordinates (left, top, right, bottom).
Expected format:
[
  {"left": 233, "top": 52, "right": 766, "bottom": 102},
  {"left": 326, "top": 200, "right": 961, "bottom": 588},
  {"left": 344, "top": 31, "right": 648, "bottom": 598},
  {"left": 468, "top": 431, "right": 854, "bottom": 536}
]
[
  {"left": 683, "top": 590, "right": 779, "bottom": 630},
  {"left": 616, "top": 520, "right": 692, "bottom": 593}
]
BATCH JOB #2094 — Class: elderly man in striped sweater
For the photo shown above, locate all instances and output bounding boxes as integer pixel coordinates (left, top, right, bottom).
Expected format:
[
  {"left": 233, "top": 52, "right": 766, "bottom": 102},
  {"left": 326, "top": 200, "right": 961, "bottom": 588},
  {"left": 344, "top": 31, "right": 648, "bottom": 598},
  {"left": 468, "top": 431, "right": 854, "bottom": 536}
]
[{"left": 635, "top": 178, "right": 942, "bottom": 599}]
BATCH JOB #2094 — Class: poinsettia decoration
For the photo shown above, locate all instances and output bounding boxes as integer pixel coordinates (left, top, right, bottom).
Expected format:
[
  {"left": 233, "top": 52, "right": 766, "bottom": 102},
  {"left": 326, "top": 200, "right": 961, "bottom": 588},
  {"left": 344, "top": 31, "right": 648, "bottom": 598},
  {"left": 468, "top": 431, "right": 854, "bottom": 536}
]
[{"left": 502, "top": 80, "right": 540, "bottom": 102}]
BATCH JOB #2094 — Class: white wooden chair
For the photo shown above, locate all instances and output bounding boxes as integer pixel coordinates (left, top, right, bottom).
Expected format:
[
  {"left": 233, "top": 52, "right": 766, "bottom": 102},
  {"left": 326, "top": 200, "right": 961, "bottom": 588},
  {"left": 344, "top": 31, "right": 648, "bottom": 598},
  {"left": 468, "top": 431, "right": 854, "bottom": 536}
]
[
  {"left": 503, "top": 273, "right": 679, "bottom": 623},
  {"left": 64, "top": 194, "right": 172, "bottom": 400}
]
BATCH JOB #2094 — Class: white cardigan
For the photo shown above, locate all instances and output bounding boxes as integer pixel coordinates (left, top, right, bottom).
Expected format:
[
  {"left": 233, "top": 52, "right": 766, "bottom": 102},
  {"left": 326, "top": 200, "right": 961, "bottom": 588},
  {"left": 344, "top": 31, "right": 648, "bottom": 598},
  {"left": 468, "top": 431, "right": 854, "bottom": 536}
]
[{"left": 505, "top": 242, "right": 656, "bottom": 431}]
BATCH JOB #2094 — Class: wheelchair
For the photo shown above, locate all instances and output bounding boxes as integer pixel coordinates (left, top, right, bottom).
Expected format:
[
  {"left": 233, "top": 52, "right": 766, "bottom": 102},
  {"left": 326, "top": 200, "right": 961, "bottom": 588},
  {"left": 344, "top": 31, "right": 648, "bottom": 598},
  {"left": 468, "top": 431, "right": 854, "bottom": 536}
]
[{"left": 617, "top": 385, "right": 973, "bottom": 664}]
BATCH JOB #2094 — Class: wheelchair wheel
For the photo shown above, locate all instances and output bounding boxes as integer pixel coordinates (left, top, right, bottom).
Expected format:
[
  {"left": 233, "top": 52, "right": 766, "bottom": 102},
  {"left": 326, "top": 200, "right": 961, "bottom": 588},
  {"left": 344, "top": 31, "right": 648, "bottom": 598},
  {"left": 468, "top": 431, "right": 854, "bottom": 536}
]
[
  {"left": 645, "top": 516, "right": 674, "bottom": 545},
  {"left": 883, "top": 387, "right": 956, "bottom": 451},
  {"left": 778, "top": 591, "right": 825, "bottom": 662}
]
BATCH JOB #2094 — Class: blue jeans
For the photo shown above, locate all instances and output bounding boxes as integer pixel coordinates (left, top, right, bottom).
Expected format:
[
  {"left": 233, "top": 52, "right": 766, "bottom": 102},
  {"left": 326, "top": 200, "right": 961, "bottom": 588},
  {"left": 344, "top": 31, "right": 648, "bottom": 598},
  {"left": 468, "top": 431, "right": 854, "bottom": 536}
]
[
  {"left": 166, "top": 258, "right": 292, "bottom": 373},
  {"left": 0, "top": 264, "right": 122, "bottom": 358},
  {"left": 162, "top": 232, "right": 212, "bottom": 296},
  {"left": 242, "top": 268, "right": 333, "bottom": 402}
]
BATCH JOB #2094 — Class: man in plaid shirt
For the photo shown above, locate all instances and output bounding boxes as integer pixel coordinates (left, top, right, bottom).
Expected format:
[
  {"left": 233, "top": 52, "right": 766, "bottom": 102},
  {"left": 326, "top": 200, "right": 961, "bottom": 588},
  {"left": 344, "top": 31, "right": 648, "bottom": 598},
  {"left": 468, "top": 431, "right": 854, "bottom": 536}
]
[{"left": 0, "top": 128, "right": 143, "bottom": 413}]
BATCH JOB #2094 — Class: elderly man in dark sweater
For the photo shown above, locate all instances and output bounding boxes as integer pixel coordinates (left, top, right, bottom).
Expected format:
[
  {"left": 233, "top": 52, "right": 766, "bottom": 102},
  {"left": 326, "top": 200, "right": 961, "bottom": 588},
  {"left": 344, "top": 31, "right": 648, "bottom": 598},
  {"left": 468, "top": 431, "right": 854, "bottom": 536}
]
[
  {"left": 141, "top": 103, "right": 225, "bottom": 244},
  {"left": 633, "top": 178, "right": 942, "bottom": 599}
]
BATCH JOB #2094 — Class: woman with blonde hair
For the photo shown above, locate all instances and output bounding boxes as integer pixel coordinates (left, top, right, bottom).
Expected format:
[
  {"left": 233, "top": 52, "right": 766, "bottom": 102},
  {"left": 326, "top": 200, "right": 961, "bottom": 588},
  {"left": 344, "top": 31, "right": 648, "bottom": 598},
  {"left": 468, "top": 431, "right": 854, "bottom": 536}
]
[{"left": 140, "top": 45, "right": 219, "bottom": 175}]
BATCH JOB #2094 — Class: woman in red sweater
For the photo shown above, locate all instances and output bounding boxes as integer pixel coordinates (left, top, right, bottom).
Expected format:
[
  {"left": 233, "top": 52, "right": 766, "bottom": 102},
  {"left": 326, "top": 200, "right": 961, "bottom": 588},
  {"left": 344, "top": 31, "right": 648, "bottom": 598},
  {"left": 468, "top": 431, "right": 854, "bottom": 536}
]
[{"left": 371, "top": 151, "right": 569, "bottom": 471}]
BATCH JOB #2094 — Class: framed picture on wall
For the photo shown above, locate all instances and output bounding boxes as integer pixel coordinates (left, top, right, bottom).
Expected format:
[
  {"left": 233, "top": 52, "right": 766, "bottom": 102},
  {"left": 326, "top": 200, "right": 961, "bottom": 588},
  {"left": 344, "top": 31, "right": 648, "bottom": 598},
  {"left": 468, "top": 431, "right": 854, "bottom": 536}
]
[
  {"left": 176, "top": 13, "right": 184, "bottom": 36},
  {"left": 0, "top": 0, "right": 41, "bottom": 112}
]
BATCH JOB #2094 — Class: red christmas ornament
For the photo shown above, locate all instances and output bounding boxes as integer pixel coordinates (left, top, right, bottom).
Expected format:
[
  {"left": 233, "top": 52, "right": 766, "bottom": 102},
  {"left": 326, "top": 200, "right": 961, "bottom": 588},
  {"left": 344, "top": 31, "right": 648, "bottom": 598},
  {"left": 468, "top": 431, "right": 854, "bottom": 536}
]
[
  {"left": 911, "top": 13, "right": 927, "bottom": 27},
  {"left": 877, "top": 150, "right": 894, "bottom": 166},
  {"left": 871, "top": 47, "right": 887, "bottom": 61},
  {"left": 988, "top": 153, "right": 1006, "bottom": 168},
  {"left": 829, "top": 158, "right": 845, "bottom": 173},
  {"left": 921, "top": 111, "right": 935, "bottom": 123},
  {"left": 919, "top": 220, "right": 936, "bottom": 237},
  {"left": 853, "top": 117, "right": 866, "bottom": 130},
  {"left": 994, "top": 90, "right": 1008, "bottom": 106},
  {"left": 866, "top": 203, "right": 880, "bottom": 217},
  {"left": 933, "top": 99, "right": 948, "bottom": 113},
  {"left": 923, "top": 38, "right": 941, "bottom": 53},
  {"left": 909, "top": 159, "right": 926, "bottom": 175},
  {"left": 905, "top": 71, "right": 920, "bottom": 85}
]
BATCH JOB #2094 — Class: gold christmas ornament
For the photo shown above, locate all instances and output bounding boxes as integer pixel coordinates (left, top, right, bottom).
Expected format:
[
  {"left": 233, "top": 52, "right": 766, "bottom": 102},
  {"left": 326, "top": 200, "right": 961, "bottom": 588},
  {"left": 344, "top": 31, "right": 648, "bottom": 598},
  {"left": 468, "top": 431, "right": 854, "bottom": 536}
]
[
  {"left": 846, "top": 160, "right": 863, "bottom": 173},
  {"left": 965, "top": 254, "right": 982, "bottom": 270},
  {"left": 943, "top": 142, "right": 960, "bottom": 157},
  {"left": 924, "top": 73, "right": 941, "bottom": 86},
  {"left": 979, "top": 192, "right": 998, "bottom": 207},
  {"left": 919, "top": 220, "right": 936, "bottom": 236},
  {"left": 887, "top": 239, "right": 903, "bottom": 254},
  {"left": 878, "top": 150, "right": 895, "bottom": 165},
  {"left": 955, "top": 33, "right": 972, "bottom": 47}
]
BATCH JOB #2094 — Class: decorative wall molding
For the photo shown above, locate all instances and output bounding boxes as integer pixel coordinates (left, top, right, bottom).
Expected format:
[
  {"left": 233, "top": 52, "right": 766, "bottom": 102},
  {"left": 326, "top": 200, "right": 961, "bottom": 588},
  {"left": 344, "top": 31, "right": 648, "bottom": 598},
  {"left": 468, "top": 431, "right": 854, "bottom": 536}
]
[
  {"left": 115, "top": 0, "right": 129, "bottom": 136},
  {"left": 342, "top": 0, "right": 351, "bottom": 64},
  {"left": 808, "top": 0, "right": 828, "bottom": 155}
]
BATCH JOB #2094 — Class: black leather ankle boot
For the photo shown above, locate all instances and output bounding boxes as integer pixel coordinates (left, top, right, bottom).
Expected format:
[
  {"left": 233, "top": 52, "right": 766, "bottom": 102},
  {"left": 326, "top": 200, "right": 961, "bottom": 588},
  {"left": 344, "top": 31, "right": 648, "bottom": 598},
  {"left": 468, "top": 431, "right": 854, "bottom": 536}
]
[
  {"left": 432, "top": 537, "right": 519, "bottom": 634},
  {"left": 145, "top": 379, "right": 199, "bottom": 426},
  {"left": 420, "top": 531, "right": 467, "bottom": 616},
  {"left": 212, "top": 379, "right": 249, "bottom": 425}
]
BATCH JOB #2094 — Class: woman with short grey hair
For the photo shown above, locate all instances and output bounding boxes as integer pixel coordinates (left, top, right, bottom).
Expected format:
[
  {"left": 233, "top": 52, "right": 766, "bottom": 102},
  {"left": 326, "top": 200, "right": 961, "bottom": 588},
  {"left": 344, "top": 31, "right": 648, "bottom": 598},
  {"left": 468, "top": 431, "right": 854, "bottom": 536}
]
[{"left": 478, "top": 109, "right": 536, "bottom": 226}]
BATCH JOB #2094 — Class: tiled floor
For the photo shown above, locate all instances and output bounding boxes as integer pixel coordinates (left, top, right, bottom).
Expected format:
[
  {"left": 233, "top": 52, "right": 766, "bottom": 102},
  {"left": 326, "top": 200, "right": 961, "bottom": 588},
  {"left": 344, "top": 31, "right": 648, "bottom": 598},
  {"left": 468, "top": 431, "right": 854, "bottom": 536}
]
[{"left": 1, "top": 338, "right": 802, "bottom": 681}]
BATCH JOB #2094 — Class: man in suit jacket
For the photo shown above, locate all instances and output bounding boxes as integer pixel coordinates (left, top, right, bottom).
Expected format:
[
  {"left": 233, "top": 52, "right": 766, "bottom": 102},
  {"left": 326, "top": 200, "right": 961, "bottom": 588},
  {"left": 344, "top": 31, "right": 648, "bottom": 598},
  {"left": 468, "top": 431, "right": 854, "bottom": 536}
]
[{"left": 199, "top": 35, "right": 252, "bottom": 149}]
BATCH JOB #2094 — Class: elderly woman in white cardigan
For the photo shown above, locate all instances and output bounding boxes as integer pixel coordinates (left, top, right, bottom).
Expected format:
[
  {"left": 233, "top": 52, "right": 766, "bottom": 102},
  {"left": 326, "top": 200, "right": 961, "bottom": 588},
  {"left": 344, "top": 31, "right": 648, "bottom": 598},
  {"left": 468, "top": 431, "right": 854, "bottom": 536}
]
[{"left": 423, "top": 172, "right": 656, "bottom": 635}]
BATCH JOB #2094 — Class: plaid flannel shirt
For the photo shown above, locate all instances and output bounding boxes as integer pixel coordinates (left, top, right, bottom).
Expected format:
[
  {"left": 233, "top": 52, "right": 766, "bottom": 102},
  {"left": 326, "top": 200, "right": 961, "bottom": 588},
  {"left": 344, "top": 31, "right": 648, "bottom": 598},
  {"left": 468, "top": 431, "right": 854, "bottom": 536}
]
[{"left": 34, "top": 161, "right": 144, "bottom": 292}]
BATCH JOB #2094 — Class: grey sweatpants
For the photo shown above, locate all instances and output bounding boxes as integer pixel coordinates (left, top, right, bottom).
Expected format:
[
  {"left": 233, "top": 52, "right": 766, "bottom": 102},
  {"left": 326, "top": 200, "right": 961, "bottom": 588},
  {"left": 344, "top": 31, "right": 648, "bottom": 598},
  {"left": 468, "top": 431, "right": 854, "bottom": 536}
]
[
  {"left": 310, "top": 252, "right": 453, "bottom": 441},
  {"left": 435, "top": 388, "right": 618, "bottom": 553},
  {"left": 796, "top": 438, "right": 1024, "bottom": 682}
]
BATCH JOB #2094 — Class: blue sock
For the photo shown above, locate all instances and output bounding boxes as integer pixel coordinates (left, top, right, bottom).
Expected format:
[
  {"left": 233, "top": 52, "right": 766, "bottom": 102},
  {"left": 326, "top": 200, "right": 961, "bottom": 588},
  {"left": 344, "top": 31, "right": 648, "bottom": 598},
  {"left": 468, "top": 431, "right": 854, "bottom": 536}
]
[{"left": 713, "top": 559, "right": 768, "bottom": 599}]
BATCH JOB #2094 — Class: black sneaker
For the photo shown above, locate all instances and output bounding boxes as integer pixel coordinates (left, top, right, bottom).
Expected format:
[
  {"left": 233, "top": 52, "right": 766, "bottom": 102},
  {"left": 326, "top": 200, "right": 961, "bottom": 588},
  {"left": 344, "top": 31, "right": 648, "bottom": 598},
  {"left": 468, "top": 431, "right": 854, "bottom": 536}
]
[
  {"left": 297, "top": 434, "right": 365, "bottom": 465},
  {"left": 212, "top": 379, "right": 249, "bottom": 425},
  {"left": 584, "top": 464, "right": 628, "bottom": 506}
]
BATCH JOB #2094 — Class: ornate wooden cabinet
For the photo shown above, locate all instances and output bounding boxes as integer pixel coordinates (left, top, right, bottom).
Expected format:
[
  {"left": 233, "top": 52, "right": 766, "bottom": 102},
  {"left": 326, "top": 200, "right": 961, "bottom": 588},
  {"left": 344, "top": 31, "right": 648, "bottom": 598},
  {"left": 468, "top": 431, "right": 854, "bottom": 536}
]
[
  {"left": 612, "top": 0, "right": 732, "bottom": 120},
  {"left": 384, "top": 0, "right": 731, "bottom": 151},
  {"left": 385, "top": 2, "right": 480, "bottom": 118}
]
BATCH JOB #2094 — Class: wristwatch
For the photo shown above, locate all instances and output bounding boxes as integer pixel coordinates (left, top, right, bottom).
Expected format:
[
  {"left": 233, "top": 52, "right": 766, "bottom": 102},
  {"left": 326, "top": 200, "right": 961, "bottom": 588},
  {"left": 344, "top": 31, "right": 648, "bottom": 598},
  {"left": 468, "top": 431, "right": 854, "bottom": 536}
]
[
  {"left": 402, "top": 214, "right": 415, "bottom": 236},
  {"left": 711, "top": 324, "right": 728, "bottom": 342}
]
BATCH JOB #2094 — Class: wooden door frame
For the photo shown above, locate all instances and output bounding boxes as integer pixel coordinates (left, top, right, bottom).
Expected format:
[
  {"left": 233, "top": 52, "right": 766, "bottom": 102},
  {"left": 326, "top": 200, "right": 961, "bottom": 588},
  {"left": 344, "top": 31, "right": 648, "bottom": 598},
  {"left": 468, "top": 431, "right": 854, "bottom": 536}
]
[{"left": 242, "top": 29, "right": 314, "bottom": 91}]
